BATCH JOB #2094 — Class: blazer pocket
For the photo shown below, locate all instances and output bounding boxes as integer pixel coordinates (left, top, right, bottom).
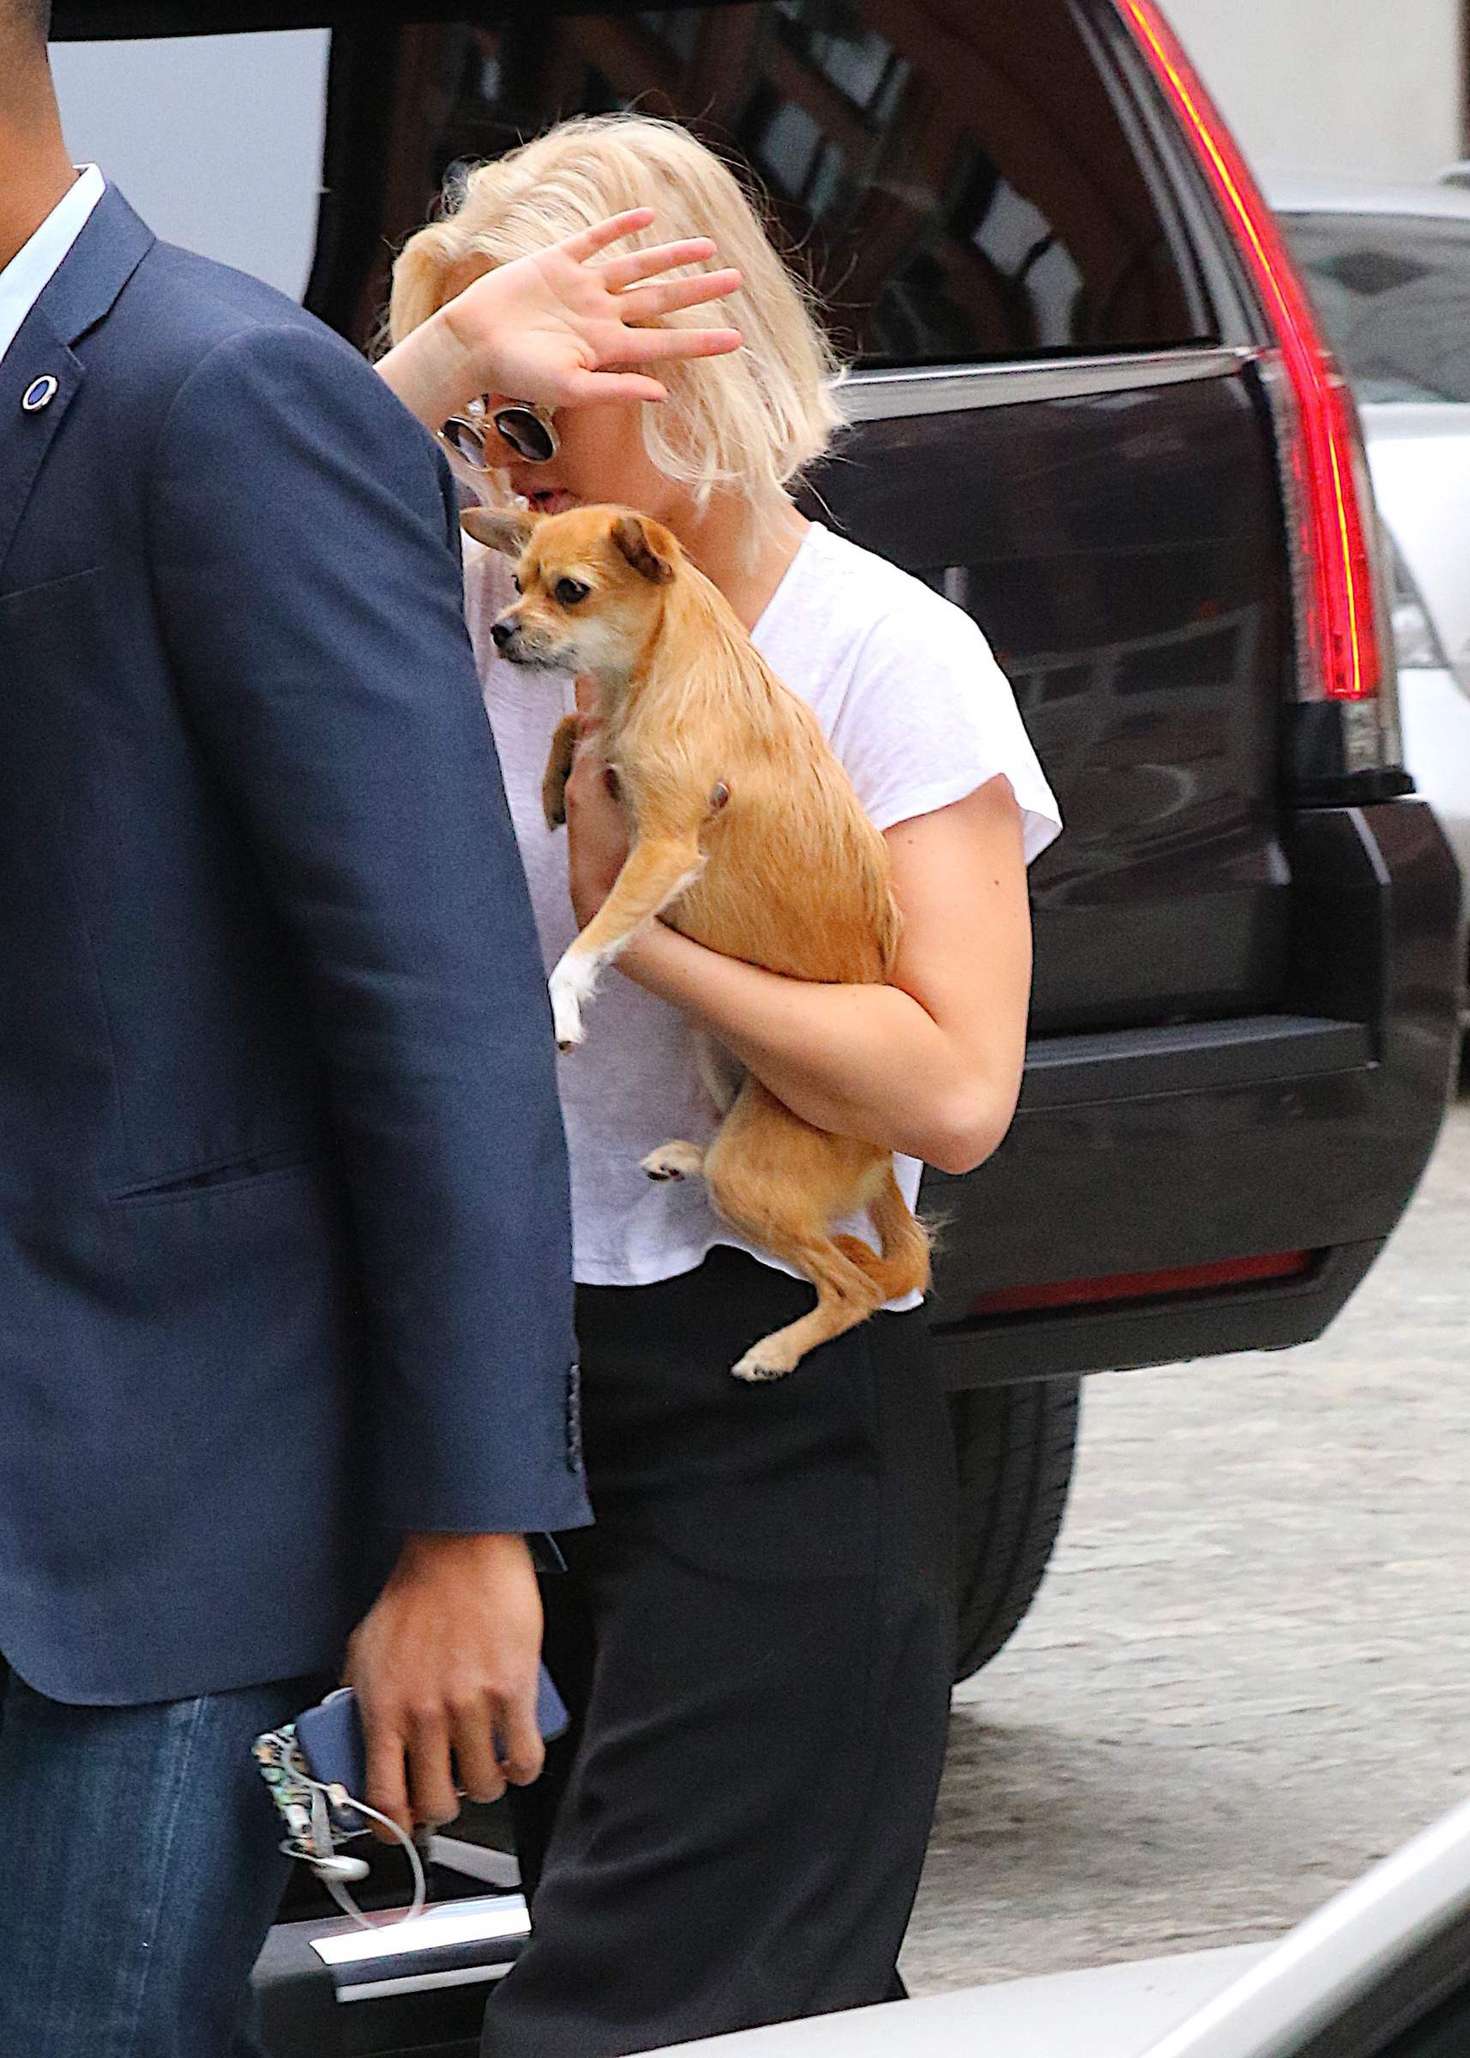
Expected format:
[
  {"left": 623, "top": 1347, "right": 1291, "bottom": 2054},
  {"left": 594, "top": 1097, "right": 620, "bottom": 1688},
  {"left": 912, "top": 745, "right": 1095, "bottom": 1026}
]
[
  {"left": 0, "top": 564, "right": 103, "bottom": 611},
  {"left": 107, "top": 1148, "right": 317, "bottom": 1209}
]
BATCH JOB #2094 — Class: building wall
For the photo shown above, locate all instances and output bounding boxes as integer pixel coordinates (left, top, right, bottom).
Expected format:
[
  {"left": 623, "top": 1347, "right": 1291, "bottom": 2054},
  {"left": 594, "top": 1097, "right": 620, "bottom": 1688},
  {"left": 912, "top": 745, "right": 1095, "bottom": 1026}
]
[
  {"left": 51, "top": 31, "right": 329, "bottom": 301},
  {"left": 1166, "top": 0, "right": 1462, "bottom": 185}
]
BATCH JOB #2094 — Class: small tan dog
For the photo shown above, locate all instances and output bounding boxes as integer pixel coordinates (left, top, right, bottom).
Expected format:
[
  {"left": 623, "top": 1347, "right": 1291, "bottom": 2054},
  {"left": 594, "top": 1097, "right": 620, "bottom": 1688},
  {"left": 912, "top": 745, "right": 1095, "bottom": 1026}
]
[{"left": 466, "top": 501, "right": 930, "bottom": 1381}]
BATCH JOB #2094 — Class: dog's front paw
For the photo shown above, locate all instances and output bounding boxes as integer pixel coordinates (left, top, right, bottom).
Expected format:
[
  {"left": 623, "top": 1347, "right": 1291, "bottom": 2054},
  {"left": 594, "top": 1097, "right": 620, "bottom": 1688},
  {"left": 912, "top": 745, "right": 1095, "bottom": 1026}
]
[
  {"left": 549, "top": 953, "right": 598, "bottom": 1052},
  {"left": 549, "top": 980, "right": 586, "bottom": 1052}
]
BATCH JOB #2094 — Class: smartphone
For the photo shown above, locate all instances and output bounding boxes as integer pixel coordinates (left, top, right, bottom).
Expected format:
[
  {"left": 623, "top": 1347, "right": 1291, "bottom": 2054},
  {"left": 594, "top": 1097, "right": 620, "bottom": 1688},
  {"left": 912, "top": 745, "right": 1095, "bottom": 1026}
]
[{"left": 294, "top": 1670, "right": 569, "bottom": 1830}]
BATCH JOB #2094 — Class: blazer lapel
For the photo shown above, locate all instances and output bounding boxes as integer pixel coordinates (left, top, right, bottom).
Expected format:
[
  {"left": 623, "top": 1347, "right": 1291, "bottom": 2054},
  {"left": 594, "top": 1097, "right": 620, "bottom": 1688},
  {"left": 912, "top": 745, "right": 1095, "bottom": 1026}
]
[
  {"left": 0, "top": 186, "right": 155, "bottom": 585},
  {"left": 0, "top": 312, "right": 83, "bottom": 587}
]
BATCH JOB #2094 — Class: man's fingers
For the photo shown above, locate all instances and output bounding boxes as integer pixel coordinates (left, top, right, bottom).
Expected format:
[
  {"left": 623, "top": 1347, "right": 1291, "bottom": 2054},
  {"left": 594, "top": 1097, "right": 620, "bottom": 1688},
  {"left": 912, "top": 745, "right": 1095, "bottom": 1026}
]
[
  {"left": 405, "top": 1714, "right": 461, "bottom": 1831},
  {"left": 450, "top": 1699, "right": 506, "bottom": 1806},
  {"left": 616, "top": 269, "right": 743, "bottom": 324},
  {"left": 558, "top": 207, "right": 657, "bottom": 263},
  {"left": 496, "top": 1693, "right": 546, "bottom": 1788},
  {"left": 363, "top": 1719, "right": 413, "bottom": 1844},
  {"left": 599, "top": 237, "right": 719, "bottom": 290}
]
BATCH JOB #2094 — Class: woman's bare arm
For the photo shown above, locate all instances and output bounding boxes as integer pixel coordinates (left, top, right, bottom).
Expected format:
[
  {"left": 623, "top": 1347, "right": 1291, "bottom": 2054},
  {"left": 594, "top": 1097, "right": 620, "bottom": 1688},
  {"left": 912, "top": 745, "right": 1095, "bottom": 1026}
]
[{"left": 571, "top": 767, "right": 1034, "bottom": 1176}]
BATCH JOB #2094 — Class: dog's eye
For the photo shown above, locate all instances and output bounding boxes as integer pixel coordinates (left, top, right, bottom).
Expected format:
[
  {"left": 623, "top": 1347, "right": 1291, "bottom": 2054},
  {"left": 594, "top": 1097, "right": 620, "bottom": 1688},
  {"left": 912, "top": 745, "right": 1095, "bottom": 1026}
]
[
  {"left": 511, "top": 574, "right": 522, "bottom": 594},
  {"left": 554, "top": 578, "right": 590, "bottom": 606}
]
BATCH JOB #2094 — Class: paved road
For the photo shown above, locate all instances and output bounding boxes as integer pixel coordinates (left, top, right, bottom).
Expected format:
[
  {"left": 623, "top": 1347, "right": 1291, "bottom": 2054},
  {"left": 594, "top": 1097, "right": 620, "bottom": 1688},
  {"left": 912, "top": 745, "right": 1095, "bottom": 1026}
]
[{"left": 904, "top": 1093, "right": 1470, "bottom": 1994}]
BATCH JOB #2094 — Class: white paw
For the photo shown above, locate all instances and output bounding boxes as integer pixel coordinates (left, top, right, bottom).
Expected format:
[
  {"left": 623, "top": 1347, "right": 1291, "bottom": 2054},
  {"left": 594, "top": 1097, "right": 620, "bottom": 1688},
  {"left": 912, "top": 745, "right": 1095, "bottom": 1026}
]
[
  {"left": 731, "top": 1344, "right": 797, "bottom": 1384},
  {"left": 549, "top": 952, "right": 599, "bottom": 1051},
  {"left": 639, "top": 1141, "right": 705, "bottom": 1183}
]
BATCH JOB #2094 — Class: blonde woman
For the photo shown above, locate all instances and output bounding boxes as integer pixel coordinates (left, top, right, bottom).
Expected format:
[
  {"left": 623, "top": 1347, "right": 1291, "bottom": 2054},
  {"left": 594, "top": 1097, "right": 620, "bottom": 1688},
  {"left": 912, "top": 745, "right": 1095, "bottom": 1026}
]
[{"left": 378, "top": 115, "right": 1061, "bottom": 2055}]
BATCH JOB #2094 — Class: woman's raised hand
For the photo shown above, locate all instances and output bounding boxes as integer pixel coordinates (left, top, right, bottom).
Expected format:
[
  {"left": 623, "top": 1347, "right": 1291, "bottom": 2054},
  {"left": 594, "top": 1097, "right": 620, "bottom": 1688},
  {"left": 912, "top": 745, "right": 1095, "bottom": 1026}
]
[{"left": 436, "top": 207, "right": 742, "bottom": 412}]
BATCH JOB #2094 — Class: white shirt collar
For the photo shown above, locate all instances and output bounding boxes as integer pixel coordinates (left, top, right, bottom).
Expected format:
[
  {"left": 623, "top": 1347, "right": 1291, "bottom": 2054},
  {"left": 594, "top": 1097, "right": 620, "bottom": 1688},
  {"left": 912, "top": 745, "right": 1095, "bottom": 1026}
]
[{"left": 0, "top": 165, "right": 107, "bottom": 367}]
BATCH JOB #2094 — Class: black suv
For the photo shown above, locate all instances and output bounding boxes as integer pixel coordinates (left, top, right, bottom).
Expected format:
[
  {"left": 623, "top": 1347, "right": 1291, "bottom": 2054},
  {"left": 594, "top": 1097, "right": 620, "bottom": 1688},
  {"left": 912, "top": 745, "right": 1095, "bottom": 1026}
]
[{"left": 54, "top": 0, "right": 1466, "bottom": 2047}]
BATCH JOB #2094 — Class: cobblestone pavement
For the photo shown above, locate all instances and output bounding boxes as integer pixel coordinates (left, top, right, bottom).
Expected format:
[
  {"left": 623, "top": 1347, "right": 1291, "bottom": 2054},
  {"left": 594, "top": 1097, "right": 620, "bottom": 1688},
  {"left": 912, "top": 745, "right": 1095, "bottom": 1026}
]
[{"left": 903, "top": 1093, "right": 1470, "bottom": 1994}]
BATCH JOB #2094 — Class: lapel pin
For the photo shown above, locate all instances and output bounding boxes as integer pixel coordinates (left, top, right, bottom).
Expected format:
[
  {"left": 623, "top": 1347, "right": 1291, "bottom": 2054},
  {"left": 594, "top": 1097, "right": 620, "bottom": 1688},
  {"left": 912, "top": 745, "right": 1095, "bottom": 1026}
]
[{"left": 22, "top": 374, "right": 60, "bottom": 413}]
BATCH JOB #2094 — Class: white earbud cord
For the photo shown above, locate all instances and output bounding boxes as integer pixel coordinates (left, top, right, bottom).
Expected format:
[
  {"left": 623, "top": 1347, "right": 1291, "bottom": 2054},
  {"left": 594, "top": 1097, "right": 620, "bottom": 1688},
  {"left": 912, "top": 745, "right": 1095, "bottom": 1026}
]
[{"left": 263, "top": 1737, "right": 427, "bottom": 1930}]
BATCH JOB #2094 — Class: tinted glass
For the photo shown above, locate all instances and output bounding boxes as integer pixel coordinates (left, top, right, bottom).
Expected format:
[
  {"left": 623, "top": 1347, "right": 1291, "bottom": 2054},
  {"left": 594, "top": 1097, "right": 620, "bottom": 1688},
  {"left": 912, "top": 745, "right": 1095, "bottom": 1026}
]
[
  {"left": 1283, "top": 211, "right": 1470, "bottom": 404},
  {"left": 339, "top": 0, "right": 1202, "bottom": 364}
]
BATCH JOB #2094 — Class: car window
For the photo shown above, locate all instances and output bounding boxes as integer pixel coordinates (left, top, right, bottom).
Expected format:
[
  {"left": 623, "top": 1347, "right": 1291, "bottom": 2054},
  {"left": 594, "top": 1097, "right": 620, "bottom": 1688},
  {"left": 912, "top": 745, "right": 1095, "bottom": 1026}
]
[
  {"left": 1280, "top": 211, "right": 1470, "bottom": 404},
  {"left": 327, "top": 0, "right": 1205, "bottom": 363}
]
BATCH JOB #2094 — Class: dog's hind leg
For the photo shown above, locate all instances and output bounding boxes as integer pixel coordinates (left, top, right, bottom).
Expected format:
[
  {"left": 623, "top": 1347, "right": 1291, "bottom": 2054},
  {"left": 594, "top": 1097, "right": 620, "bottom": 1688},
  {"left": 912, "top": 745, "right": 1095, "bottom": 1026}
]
[
  {"left": 640, "top": 1140, "right": 706, "bottom": 1182},
  {"left": 701, "top": 1079, "right": 890, "bottom": 1381},
  {"left": 831, "top": 1166, "right": 932, "bottom": 1303},
  {"left": 728, "top": 1235, "right": 885, "bottom": 1383}
]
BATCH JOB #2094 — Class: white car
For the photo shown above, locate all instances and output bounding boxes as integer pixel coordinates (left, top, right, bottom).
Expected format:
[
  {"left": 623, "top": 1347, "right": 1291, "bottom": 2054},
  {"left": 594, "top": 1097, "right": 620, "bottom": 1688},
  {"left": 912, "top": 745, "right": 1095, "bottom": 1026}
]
[
  {"left": 1273, "top": 180, "right": 1470, "bottom": 901},
  {"left": 252, "top": 1797, "right": 1470, "bottom": 2055},
  {"left": 655, "top": 1796, "right": 1470, "bottom": 2057}
]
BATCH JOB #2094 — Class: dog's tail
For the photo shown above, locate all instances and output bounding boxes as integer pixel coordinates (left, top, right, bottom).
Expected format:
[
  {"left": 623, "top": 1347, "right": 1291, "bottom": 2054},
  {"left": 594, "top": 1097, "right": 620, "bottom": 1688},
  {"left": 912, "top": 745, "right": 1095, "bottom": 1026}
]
[{"left": 835, "top": 1166, "right": 933, "bottom": 1303}]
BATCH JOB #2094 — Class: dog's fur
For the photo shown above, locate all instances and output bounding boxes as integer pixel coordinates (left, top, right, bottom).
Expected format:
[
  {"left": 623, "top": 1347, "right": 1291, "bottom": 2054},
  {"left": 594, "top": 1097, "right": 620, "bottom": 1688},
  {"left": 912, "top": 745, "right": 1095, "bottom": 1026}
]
[{"left": 466, "top": 501, "right": 931, "bottom": 1381}]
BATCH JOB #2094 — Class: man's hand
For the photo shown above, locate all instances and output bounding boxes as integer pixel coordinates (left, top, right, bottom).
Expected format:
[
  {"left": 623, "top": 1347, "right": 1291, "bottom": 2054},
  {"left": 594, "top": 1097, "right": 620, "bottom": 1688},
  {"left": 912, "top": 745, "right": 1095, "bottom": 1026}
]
[{"left": 344, "top": 1531, "right": 545, "bottom": 1840}]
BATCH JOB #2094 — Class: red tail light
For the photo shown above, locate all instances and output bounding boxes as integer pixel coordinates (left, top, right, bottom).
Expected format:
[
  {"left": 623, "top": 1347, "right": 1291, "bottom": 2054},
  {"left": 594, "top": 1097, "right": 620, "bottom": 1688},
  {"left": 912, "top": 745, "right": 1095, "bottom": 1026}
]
[
  {"left": 1118, "top": 0, "right": 1381, "bottom": 705},
  {"left": 968, "top": 1250, "right": 1312, "bottom": 1320}
]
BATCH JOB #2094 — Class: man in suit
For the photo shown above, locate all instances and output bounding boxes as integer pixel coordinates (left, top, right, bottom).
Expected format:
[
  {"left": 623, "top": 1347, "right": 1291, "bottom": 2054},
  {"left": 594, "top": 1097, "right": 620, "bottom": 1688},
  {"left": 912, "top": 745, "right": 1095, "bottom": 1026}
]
[{"left": 0, "top": 7, "right": 736, "bottom": 2050}]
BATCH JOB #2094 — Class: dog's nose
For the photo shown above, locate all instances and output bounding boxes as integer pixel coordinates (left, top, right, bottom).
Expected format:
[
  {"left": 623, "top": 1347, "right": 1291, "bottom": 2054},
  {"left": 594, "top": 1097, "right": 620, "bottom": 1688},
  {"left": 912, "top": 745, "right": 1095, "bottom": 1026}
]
[{"left": 491, "top": 617, "right": 517, "bottom": 650}]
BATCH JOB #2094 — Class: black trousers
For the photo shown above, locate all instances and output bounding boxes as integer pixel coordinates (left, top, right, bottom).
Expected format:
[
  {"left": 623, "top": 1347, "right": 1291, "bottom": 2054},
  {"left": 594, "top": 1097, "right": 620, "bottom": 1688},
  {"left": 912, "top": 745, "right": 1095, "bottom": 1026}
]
[{"left": 484, "top": 1249, "right": 957, "bottom": 2058}]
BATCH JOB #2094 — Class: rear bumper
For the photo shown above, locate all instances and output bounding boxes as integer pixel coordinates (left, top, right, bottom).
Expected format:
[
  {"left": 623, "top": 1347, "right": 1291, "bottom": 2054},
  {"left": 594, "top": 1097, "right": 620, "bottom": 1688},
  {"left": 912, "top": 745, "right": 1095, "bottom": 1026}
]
[{"left": 929, "top": 799, "right": 1463, "bottom": 1389}]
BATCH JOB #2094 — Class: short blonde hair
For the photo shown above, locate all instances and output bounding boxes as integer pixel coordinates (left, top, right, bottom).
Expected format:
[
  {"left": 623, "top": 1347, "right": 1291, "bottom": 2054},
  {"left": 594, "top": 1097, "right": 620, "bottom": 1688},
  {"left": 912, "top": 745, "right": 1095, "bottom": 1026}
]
[{"left": 388, "top": 114, "right": 844, "bottom": 510}]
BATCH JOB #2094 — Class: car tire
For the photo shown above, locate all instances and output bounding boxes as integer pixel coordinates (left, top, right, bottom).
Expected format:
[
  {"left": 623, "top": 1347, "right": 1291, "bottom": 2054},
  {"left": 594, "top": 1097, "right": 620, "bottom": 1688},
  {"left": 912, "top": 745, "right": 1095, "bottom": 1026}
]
[{"left": 949, "top": 1378, "right": 1081, "bottom": 1683}]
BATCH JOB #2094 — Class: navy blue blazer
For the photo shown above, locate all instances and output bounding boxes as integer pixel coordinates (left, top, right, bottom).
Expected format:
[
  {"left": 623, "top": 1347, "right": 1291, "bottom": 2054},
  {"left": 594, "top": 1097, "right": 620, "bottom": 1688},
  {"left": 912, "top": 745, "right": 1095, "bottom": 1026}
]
[{"left": 0, "top": 187, "right": 590, "bottom": 1705}]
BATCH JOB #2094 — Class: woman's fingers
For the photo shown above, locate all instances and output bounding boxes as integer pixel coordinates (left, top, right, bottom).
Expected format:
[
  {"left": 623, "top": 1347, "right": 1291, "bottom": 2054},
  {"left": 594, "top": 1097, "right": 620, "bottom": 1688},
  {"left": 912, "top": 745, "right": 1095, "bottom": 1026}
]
[
  {"left": 560, "top": 368, "right": 670, "bottom": 406},
  {"left": 557, "top": 305, "right": 744, "bottom": 402},
  {"left": 615, "top": 268, "right": 742, "bottom": 323},
  {"left": 557, "top": 206, "right": 657, "bottom": 263},
  {"left": 600, "top": 324, "right": 745, "bottom": 365},
  {"left": 566, "top": 745, "right": 602, "bottom": 796},
  {"left": 598, "top": 236, "right": 719, "bottom": 290}
]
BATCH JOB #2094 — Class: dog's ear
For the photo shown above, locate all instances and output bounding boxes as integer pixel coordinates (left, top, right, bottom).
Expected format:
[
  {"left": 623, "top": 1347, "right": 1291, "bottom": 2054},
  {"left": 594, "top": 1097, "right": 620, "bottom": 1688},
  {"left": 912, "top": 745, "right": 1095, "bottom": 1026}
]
[
  {"left": 611, "top": 513, "right": 676, "bottom": 585},
  {"left": 462, "top": 504, "right": 540, "bottom": 557}
]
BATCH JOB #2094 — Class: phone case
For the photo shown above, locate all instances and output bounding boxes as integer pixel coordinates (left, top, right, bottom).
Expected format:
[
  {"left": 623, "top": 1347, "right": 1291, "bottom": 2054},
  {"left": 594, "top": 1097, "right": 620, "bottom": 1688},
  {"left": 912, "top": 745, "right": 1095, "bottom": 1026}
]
[
  {"left": 255, "top": 1669, "right": 570, "bottom": 1851},
  {"left": 299, "top": 1670, "right": 568, "bottom": 1788}
]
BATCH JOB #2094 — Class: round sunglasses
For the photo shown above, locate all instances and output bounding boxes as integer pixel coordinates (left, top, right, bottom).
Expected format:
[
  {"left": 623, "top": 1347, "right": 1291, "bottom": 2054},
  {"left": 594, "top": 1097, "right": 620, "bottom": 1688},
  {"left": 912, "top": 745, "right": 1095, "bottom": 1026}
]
[{"left": 438, "top": 396, "right": 559, "bottom": 470}]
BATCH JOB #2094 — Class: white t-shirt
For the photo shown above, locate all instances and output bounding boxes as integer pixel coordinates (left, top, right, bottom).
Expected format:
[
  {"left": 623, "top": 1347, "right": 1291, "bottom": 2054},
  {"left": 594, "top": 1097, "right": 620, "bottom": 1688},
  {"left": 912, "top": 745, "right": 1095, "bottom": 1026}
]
[{"left": 463, "top": 520, "right": 1062, "bottom": 1301}]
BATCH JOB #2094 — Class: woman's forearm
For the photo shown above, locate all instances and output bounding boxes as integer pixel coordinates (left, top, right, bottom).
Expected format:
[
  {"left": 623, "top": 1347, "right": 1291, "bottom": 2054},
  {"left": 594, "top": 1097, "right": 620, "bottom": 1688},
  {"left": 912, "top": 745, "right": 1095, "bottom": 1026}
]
[
  {"left": 375, "top": 309, "right": 478, "bottom": 431},
  {"left": 617, "top": 922, "right": 1010, "bottom": 1174}
]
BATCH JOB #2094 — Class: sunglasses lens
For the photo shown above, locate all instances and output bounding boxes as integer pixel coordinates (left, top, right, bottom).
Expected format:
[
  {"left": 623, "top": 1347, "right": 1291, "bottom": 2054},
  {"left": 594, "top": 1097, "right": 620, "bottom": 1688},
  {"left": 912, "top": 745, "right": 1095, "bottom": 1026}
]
[
  {"left": 494, "top": 408, "right": 557, "bottom": 463},
  {"left": 441, "top": 416, "right": 489, "bottom": 470}
]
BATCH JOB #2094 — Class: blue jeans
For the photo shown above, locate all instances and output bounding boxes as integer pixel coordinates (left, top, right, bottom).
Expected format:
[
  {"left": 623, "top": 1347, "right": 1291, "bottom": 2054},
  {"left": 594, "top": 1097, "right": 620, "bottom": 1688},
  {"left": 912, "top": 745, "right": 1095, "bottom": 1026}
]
[{"left": 0, "top": 1666, "right": 323, "bottom": 2058}]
